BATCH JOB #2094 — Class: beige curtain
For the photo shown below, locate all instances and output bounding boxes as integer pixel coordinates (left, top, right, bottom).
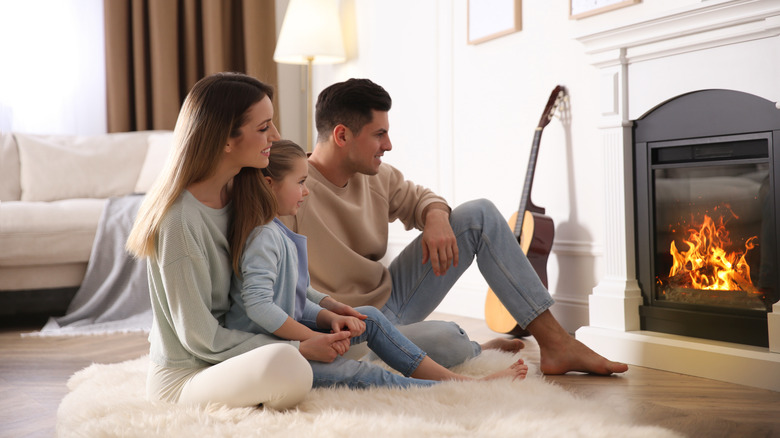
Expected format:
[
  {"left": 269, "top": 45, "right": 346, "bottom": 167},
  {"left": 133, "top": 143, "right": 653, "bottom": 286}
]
[{"left": 104, "top": 0, "right": 278, "bottom": 132}]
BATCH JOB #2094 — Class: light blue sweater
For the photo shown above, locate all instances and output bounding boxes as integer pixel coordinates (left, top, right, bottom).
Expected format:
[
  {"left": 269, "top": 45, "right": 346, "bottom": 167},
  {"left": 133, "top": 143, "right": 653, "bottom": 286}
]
[{"left": 226, "top": 218, "right": 328, "bottom": 335}]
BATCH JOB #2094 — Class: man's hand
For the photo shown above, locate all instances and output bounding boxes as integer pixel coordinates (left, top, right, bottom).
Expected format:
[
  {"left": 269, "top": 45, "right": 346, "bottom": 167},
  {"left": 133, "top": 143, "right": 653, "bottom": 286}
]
[
  {"left": 298, "top": 331, "right": 351, "bottom": 363},
  {"left": 421, "top": 206, "right": 459, "bottom": 276}
]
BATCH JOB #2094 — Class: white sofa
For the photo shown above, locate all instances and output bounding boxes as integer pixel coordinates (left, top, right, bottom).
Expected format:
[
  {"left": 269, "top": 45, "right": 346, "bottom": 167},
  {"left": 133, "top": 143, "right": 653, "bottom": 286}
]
[{"left": 0, "top": 130, "right": 173, "bottom": 308}]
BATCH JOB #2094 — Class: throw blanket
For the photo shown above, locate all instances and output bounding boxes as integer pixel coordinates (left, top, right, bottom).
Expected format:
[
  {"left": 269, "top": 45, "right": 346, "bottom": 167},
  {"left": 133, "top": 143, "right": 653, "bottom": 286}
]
[{"left": 38, "top": 194, "right": 152, "bottom": 335}]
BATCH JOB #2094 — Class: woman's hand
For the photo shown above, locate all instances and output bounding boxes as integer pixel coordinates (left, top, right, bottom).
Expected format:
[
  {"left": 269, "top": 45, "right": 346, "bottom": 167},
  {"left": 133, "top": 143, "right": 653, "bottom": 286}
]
[
  {"left": 298, "top": 331, "right": 351, "bottom": 363},
  {"left": 320, "top": 297, "right": 367, "bottom": 320},
  {"left": 330, "top": 315, "right": 366, "bottom": 337}
]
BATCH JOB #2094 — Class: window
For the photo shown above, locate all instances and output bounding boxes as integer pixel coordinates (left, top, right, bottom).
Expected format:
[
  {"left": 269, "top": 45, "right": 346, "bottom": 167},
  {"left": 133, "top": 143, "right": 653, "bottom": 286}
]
[{"left": 0, "top": 0, "right": 106, "bottom": 134}]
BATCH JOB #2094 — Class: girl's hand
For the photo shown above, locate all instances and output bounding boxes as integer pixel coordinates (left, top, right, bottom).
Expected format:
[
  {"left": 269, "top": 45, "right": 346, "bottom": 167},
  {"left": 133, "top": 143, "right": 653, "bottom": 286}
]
[{"left": 331, "top": 315, "right": 366, "bottom": 337}]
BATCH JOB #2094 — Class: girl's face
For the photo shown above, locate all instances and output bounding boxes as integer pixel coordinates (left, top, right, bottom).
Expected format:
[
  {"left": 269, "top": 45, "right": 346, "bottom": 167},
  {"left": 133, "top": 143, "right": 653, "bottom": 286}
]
[
  {"left": 227, "top": 96, "right": 280, "bottom": 169},
  {"left": 268, "top": 157, "right": 309, "bottom": 216}
]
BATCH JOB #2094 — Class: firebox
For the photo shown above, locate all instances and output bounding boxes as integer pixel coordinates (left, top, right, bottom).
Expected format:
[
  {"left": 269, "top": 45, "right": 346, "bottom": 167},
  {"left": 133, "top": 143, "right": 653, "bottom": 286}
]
[{"left": 634, "top": 89, "right": 780, "bottom": 347}]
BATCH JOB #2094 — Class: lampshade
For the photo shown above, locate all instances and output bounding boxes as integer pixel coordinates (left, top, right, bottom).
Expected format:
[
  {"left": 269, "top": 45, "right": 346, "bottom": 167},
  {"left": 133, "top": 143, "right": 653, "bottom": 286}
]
[{"left": 274, "top": 0, "right": 346, "bottom": 65}]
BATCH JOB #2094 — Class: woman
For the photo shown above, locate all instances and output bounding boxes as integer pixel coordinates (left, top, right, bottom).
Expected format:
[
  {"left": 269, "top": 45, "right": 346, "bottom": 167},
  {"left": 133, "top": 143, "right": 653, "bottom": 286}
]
[
  {"left": 126, "top": 72, "right": 347, "bottom": 409},
  {"left": 226, "top": 140, "right": 528, "bottom": 388}
]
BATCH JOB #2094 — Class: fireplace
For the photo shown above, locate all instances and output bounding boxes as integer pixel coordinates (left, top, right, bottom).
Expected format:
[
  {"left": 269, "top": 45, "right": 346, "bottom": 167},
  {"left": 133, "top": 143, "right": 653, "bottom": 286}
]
[
  {"left": 571, "top": 0, "right": 780, "bottom": 391},
  {"left": 634, "top": 89, "right": 780, "bottom": 347}
]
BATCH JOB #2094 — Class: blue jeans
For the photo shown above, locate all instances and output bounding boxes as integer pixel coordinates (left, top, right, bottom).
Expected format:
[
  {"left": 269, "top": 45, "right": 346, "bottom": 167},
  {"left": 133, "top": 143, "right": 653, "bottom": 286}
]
[
  {"left": 380, "top": 199, "right": 554, "bottom": 368},
  {"left": 307, "top": 306, "right": 437, "bottom": 389}
]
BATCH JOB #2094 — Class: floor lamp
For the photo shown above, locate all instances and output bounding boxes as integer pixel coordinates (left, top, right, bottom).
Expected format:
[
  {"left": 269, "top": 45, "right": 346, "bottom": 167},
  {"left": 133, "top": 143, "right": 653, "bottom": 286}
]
[{"left": 274, "top": 0, "right": 346, "bottom": 152}]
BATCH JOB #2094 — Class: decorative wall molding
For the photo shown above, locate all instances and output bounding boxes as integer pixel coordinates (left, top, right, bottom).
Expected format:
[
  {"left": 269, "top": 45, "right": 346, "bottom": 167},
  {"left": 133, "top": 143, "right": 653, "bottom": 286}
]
[
  {"left": 551, "top": 239, "right": 602, "bottom": 257},
  {"left": 391, "top": 235, "right": 604, "bottom": 258}
]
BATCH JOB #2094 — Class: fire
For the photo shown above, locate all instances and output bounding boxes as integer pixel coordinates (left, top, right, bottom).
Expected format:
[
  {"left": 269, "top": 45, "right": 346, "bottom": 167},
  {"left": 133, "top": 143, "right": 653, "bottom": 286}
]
[{"left": 668, "top": 214, "right": 758, "bottom": 292}]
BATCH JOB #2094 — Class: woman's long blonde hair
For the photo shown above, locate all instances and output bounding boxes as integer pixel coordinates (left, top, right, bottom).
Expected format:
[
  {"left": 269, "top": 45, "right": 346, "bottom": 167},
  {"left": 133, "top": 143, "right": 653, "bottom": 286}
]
[{"left": 126, "top": 72, "right": 276, "bottom": 275}]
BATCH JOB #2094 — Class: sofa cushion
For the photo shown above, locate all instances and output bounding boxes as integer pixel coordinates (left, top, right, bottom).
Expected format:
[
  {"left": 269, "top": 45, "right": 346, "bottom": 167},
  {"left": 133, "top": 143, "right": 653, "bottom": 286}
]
[
  {"left": 15, "top": 132, "right": 149, "bottom": 202},
  {"left": 134, "top": 131, "right": 174, "bottom": 193},
  {"left": 0, "top": 199, "right": 106, "bottom": 266},
  {"left": 0, "top": 133, "right": 21, "bottom": 201}
]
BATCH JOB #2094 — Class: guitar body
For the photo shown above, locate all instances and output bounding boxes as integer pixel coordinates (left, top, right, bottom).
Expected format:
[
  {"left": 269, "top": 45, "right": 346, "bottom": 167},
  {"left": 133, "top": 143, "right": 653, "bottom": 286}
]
[
  {"left": 484, "top": 210, "right": 555, "bottom": 336},
  {"left": 483, "top": 85, "right": 566, "bottom": 336},
  {"left": 524, "top": 210, "right": 555, "bottom": 288}
]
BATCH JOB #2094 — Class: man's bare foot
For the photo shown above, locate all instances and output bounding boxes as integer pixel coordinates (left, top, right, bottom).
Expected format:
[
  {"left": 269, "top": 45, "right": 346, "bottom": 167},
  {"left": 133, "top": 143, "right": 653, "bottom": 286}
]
[
  {"left": 481, "top": 337, "right": 524, "bottom": 353},
  {"left": 527, "top": 310, "right": 627, "bottom": 376},
  {"left": 481, "top": 359, "right": 528, "bottom": 381},
  {"left": 540, "top": 335, "right": 628, "bottom": 375}
]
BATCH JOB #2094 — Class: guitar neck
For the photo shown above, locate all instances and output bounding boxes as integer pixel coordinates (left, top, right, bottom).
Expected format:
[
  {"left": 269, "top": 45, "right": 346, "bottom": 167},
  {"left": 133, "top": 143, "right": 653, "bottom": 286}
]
[
  {"left": 511, "top": 85, "right": 566, "bottom": 240},
  {"left": 513, "top": 128, "right": 544, "bottom": 239}
]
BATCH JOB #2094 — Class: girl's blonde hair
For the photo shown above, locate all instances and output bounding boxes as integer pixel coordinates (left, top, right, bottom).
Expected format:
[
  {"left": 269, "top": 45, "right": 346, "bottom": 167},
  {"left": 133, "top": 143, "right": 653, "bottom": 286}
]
[
  {"left": 227, "top": 140, "right": 307, "bottom": 278},
  {"left": 126, "top": 72, "right": 276, "bottom": 276},
  {"left": 262, "top": 140, "right": 307, "bottom": 183}
]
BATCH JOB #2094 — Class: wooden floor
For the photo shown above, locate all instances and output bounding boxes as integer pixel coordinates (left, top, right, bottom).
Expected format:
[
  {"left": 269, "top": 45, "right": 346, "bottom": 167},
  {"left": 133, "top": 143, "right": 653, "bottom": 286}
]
[{"left": 2, "top": 313, "right": 780, "bottom": 438}]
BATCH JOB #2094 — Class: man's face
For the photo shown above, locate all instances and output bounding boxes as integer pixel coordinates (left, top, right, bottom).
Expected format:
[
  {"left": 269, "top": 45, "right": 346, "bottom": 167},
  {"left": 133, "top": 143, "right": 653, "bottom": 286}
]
[{"left": 345, "top": 110, "right": 392, "bottom": 175}]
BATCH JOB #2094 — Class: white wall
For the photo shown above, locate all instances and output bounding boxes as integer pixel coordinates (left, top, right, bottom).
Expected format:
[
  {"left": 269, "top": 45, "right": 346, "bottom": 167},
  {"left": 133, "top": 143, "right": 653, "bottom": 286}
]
[
  {"left": 300, "top": 0, "right": 610, "bottom": 330},
  {"left": 6, "top": 0, "right": 767, "bottom": 333},
  {"left": 284, "top": 0, "right": 774, "bottom": 332}
]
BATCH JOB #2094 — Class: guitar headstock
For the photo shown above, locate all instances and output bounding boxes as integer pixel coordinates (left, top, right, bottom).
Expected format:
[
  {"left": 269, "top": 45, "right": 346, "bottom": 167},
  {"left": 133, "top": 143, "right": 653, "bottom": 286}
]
[{"left": 537, "top": 85, "right": 568, "bottom": 129}]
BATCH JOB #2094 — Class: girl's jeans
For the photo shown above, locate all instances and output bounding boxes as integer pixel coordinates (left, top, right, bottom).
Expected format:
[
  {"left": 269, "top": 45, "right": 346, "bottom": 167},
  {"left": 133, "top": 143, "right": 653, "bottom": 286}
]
[{"left": 307, "top": 306, "right": 436, "bottom": 389}]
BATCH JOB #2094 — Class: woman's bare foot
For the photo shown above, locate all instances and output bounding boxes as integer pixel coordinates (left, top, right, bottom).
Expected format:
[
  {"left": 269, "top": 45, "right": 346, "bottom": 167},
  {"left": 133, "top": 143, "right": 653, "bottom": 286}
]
[
  {"left": 481, "top": 337, "right": 524, "bottom": 353},
  {"left": 481, "top": 359, "right": 528, "bottom": 381}
]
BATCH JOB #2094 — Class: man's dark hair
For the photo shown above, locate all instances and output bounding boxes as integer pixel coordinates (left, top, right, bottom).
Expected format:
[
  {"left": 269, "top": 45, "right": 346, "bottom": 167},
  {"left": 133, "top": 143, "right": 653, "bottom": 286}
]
[{"left": 315, "top": 78, "right": 392, "bottom": 141}]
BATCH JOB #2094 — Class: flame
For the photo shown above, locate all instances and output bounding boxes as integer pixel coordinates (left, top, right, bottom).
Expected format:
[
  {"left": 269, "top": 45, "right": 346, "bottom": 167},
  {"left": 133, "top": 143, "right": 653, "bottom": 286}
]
[{"left": 668, "top": 214, "right": 758, "bottom": 292}]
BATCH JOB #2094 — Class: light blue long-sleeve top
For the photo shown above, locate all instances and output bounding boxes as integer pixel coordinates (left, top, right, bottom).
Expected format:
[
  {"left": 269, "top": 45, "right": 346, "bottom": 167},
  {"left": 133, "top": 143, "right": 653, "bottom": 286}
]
[{"left": 226, "top": 218, "right": 328, "bottom": 335}]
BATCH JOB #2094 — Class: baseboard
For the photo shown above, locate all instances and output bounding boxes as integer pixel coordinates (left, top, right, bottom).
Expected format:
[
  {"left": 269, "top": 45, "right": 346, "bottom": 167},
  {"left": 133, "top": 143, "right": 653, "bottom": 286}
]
[
  {"left": 549, "top": 295, "right": 590, "bottom": 334},
  {"left": 576, "top": 325, "right": 780, "bottom": 391}
]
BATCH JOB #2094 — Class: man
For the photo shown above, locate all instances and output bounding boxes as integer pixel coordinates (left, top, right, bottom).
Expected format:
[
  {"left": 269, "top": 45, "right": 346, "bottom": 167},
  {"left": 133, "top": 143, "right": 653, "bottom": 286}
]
[{"left": 281, "top": 78, "right": 627, "bottom": 375}]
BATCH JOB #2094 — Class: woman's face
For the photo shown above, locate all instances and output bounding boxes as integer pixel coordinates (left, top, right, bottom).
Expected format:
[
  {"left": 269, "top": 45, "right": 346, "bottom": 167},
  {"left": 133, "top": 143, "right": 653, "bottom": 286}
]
[
  {"left": 227, "top": 96, "right": 280, "bottom": 169},
  {"left": 269, "top": 157, "right": 309, "bottom": 216}
]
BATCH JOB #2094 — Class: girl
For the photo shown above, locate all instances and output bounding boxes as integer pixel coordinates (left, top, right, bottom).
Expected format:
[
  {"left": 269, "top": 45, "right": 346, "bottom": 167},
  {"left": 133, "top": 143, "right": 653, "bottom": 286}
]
[
  {"left": 126, "top": 73, "right": 349, "bottom": 410},
  {"left": 226, "top": 140, "right": 528, "bottom": 388}
]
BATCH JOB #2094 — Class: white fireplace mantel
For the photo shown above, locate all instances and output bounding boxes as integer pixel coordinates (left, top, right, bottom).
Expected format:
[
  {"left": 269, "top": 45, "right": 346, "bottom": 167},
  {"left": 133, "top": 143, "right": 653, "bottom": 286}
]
[
  {"left": 572, "top": 0, "right": 780, "bottom": 391},
  {"left": 577, "top": 0, "right": 780, "bottom": 67}
]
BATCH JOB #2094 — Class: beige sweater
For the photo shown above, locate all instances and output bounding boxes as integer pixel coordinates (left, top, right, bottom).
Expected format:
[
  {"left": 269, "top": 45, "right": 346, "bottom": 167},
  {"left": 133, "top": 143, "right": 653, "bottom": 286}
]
[{"left": 280, "top": 162, "right": 447, "bottom": 308}]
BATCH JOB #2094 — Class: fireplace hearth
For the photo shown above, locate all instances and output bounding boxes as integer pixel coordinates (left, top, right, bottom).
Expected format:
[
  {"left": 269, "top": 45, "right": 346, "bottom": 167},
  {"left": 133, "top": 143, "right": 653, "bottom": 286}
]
[{"left": 634, "top": 89, "right": 780, "bottom": 347}]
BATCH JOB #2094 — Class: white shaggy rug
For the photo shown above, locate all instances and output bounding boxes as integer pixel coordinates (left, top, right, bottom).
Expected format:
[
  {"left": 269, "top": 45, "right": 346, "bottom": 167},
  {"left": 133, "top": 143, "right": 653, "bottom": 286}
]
[{"left": 58, "top": 350, "right": 681, "bottom": 438}]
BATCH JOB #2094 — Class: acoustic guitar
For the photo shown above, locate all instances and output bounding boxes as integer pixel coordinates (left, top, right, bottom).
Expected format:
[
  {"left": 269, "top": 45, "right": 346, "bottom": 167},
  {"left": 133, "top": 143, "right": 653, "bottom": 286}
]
[{"left": 484, "top": 85, "right": 568, "bottom": 336}]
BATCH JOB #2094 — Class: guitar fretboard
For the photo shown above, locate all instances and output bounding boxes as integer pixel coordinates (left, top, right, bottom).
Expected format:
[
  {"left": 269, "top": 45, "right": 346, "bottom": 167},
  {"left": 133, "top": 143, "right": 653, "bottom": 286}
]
[{"left": 514, "top": 128, "right": 544, "bottom": 239}]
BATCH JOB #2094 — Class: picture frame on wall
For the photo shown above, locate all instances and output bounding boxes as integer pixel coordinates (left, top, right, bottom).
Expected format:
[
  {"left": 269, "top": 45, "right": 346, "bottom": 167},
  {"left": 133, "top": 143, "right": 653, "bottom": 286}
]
[
  {"left": 570, "top": 0, "right": 639, "bottom": 19},
  {"left": 467, "top": 0, "right": 522, "bottom": 45}
]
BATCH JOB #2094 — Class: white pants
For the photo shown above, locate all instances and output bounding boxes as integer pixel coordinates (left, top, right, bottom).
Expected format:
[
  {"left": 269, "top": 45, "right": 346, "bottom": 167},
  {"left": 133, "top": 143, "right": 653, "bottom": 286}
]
[{"left": 148, "top": 343, "right": 313, "bottom": 410}]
